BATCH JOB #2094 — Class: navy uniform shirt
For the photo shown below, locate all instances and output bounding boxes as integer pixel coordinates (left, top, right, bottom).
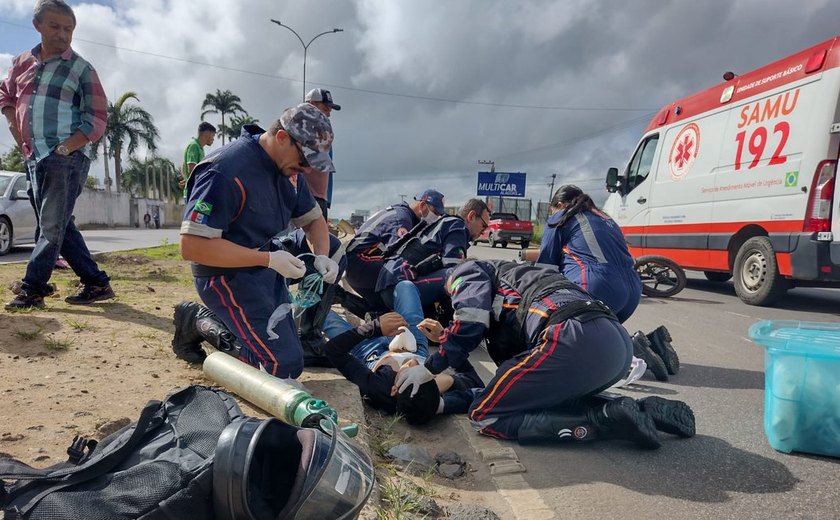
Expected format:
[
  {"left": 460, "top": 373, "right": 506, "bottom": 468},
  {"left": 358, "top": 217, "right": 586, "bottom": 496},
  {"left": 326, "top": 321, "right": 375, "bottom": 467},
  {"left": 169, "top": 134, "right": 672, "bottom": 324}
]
[
  {"left": 180, "top": 125, "right": 322, "bottom": 249},
  {"left": 376, "top": 215, "right": 471, "bottom": 292},
  {"left": 346, "top": 202, "right": 418, "bottom": 258},
  {"left": 537, "top": 209, "right": 636, "bottom": 286},
  {"left": 424, "top": 260, "right": 590, "bottom": 374}
]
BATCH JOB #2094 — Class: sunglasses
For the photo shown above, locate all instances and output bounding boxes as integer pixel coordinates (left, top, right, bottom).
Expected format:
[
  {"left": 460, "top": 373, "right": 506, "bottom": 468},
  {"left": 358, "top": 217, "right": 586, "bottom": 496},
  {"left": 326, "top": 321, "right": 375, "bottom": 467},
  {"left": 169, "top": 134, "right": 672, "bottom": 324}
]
[{"left": 286, "top": 132, "right": 309, "bottom": 167}]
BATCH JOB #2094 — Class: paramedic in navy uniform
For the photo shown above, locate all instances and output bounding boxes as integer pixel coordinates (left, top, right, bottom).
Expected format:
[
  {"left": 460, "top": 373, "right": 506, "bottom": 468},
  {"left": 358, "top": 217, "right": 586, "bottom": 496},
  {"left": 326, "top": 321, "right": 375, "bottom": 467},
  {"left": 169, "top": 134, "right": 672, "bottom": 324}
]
[{"left": 179, "top": 103, "right": 339, "bottom": 380}]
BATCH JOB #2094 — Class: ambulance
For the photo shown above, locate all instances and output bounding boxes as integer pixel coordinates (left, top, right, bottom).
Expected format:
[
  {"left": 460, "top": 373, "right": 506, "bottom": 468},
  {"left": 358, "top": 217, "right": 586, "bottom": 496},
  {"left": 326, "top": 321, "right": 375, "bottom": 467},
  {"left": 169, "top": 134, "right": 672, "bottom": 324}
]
[{"left": 604, "top": 35, "right": 840, "bottom": 306}]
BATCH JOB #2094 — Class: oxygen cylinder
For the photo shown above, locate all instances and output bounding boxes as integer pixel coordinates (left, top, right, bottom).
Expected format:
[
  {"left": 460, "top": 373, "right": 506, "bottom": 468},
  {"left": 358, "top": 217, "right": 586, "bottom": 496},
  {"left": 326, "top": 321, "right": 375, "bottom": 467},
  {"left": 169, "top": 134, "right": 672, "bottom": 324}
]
[{"left": 202, "top": 351, "right": 358, "bottom": 437}]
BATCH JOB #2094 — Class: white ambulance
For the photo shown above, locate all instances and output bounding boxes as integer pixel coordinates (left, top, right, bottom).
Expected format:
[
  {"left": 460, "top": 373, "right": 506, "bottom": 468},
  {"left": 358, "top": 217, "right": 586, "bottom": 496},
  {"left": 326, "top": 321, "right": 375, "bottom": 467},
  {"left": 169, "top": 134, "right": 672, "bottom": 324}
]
[{"left": 604, "top": 35, "right": 840, "bottom": 306}]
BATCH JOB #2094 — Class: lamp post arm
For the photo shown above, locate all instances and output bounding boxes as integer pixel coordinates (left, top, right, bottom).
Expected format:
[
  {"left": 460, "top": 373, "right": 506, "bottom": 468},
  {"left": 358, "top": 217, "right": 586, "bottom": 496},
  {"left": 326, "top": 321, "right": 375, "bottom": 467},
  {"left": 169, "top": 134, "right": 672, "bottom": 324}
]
[
  {"left": 270, "top": 19, "right": 306, "bottom": 49},
  {"left": 305, "top": 30, "right": 343, "bottom": 49}
]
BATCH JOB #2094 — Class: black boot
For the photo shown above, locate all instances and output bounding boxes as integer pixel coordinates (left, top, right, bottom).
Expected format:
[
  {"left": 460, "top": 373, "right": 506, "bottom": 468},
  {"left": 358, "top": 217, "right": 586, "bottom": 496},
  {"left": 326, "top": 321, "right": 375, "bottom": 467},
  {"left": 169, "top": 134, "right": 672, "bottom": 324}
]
[
  {"left": 195, "top": 309, "right": 240, "bottom": 356},
  {"left": 638, "top": 396, "right": 695, "bottom": 438},
  {"left": 646, "top": 326, "right": 680, "bottom": 375},
  {"left": 632, "top": 331, "right": 668, "bottom": 382},
  {"left": 333, "top": 285, "right": 371, "bottom": 319},
  {"left": 172, "top": 301, "right": 207, "bottom": 364},
  {"left": 518, "top": 397, "right": 661, "bottom": 449}
]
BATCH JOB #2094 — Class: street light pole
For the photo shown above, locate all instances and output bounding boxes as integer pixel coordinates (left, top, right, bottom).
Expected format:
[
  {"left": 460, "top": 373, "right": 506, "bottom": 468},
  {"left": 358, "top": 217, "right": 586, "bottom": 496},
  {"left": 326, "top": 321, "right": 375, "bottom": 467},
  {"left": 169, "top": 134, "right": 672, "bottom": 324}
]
[{"left": 270, "top": 19, "right": 344, "bottom": 101}]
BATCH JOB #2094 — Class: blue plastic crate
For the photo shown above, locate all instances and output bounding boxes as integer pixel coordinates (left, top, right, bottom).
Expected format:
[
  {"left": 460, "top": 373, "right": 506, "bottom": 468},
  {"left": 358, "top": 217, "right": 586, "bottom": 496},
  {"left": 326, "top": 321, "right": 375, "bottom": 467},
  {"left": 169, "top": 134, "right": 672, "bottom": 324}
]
[{"left": 748, "top": 320, "right": 840, "bottom": 458}]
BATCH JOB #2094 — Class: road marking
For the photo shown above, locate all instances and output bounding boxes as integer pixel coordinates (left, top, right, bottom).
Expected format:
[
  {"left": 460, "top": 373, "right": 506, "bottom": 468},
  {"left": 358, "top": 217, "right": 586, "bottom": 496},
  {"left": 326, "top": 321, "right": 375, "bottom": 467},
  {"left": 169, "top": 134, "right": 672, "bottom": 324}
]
[
  {"left": 726, "top": 311, "right": 752, "bottom": 318},
  {"left": 457, "top": 418, "right": 555, "bottom": 519}
]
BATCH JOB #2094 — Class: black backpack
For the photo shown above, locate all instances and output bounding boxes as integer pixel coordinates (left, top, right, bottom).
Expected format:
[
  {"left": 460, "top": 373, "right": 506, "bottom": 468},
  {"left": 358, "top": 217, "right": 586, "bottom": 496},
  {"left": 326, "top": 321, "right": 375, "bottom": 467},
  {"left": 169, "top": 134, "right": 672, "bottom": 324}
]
[{"left": 0, "top": 385, "right": 243, "bottom": 520}]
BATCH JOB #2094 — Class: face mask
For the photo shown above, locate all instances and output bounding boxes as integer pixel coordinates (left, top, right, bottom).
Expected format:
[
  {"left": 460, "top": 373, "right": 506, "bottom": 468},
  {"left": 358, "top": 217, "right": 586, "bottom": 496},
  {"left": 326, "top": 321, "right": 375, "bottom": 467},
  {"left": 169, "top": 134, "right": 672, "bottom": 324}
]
[{"left": 422, "top": 210, "right": 440, "bottom": 225}]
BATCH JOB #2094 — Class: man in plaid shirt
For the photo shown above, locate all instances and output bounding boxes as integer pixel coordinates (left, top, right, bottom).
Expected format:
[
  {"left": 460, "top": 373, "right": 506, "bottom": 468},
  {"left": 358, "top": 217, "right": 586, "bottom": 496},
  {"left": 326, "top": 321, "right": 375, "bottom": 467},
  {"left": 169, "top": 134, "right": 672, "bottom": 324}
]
[{"left": 1, "top": 0, "right": 113, "bottom": 310}]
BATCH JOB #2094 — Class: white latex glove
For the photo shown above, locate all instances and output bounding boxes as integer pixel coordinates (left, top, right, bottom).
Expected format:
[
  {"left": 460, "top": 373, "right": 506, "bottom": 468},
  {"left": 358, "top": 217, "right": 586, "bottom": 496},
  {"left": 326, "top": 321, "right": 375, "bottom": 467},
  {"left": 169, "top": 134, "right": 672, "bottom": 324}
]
[
  {"left": 268, "top": 250, "right": 306, "bottom": 279},
  {"left": 314, "top": 255, "right": 339, "bottom": 284},
  {"left": 395, "top": 364, "right": 435, "bottom": 397},
  {"left": 389, "top": 326, "right": 417, "bottom": 353}
]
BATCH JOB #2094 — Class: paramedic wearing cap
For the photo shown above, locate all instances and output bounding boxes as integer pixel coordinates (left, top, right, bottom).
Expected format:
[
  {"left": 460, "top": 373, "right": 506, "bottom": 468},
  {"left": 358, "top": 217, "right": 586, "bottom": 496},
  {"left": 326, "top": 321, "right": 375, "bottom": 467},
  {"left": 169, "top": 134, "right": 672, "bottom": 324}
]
[
  {"left": 304, "top": 88, "right": 340, "bottom": 219},
  {"left": 179, "top": 103, "right": 340, "bottom": 379},
  {"left": 377, "top": 198, "right": 490, "bottom": 310},
  {"left": 344, "top": 189, "right": 446, "bottom": 307}
]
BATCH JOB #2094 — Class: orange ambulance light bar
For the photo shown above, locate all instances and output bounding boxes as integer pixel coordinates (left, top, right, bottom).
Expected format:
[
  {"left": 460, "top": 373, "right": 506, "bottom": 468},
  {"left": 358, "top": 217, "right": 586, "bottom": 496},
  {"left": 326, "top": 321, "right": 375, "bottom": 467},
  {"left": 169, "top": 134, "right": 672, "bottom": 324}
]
[
  {"left": 805, "top": 49, "right": 828, "bottom": 74},
  {"left": 803, "top": 160, "right": 836, "bottom": 233}
]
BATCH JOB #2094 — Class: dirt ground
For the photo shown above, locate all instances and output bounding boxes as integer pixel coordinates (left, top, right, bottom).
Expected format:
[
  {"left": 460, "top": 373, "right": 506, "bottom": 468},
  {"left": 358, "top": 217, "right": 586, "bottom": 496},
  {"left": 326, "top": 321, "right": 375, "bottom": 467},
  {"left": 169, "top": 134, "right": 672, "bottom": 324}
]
[{"left": 0, "top": 246, "right": 509, "bottom": 519}]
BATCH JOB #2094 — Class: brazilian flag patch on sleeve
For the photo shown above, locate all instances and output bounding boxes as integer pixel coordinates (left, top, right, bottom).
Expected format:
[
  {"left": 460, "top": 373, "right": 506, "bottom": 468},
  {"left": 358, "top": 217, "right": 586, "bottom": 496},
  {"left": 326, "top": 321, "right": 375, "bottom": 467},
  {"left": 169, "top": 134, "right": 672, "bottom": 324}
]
[{"left": 194, "top": 199, "right": 213, "bottom": 215}]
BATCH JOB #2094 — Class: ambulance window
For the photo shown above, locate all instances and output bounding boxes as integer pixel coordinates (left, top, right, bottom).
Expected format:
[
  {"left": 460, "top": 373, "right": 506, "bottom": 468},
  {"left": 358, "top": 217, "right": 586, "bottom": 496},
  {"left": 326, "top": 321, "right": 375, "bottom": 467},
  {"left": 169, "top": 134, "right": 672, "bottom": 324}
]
[{"left": 626, "top": 134, "right": 659, "bottom": 190}]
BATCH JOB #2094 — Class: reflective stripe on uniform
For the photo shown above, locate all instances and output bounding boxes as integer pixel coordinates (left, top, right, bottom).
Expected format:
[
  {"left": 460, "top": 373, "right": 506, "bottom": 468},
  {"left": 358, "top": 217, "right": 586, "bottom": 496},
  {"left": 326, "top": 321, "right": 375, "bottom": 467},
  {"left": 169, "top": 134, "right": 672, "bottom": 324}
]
[
  {"left": 575, "top": 213, "right": 607, "bottom": 264},
  {"left": 453, "top": 307, "right": 490, "bottom": 326}
]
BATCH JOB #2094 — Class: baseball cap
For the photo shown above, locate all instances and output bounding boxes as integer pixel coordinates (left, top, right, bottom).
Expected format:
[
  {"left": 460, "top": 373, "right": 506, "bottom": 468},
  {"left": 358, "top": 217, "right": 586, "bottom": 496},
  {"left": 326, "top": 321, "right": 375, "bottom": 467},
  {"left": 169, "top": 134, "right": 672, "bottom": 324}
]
[
  {"left": 305, "top": 88, "right": 341, "bottom": 111},
  {"left": 279, "top": 103, "right": 334, "bottom": 155},
  {"left": 414, "top": 189, "right": 446, "bottom": 215}
]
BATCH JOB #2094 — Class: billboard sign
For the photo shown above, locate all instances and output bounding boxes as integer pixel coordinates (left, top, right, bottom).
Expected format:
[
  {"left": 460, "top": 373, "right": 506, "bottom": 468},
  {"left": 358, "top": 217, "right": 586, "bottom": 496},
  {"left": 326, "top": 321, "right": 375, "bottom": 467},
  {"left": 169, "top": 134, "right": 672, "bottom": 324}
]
[{"left": 476, "top": 171, "right": 526, "bottom": 197}]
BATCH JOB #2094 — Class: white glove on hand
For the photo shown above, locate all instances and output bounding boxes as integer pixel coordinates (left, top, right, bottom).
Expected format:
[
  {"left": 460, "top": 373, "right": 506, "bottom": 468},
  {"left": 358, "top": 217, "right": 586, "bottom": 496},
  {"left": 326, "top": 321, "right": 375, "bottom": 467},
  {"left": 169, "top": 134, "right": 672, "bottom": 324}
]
[
  {"left": 314, "top": 255, "right": 339, "bottom": 284},
  {"left": 395, "top": 364, "right": 435, "bottom": 397},
  {"left": 268, "top": 250, "right": 306, "bottom": 279}
]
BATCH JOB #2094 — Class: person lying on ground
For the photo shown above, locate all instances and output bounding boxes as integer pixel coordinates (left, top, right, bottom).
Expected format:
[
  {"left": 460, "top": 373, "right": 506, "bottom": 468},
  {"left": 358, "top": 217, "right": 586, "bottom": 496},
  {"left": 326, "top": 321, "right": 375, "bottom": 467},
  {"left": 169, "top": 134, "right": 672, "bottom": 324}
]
[{"left": 322, "top": 311, "right": 484, "bottom": 426}]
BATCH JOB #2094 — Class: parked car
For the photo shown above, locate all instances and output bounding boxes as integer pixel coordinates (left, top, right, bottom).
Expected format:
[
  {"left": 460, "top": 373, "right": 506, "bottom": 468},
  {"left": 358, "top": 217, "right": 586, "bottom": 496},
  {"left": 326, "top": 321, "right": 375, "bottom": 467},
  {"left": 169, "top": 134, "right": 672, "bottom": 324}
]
[
  {"left": 0, "top": 170, "right": 37, "bottom": 255},
  {"left": 473, "top": 212, "right": 534, "bottom": 249}
]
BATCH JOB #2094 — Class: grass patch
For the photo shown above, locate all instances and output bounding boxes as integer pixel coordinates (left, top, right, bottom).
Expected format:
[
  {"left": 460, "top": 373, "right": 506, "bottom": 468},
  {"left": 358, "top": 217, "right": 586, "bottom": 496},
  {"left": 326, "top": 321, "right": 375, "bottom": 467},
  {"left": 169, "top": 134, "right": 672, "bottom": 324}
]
[
  {"left": 13, "top": 326, "right": 44, "bottom": 341},
  {"left": 66, "top": 319, "right": 96, "bottom": 333},
  {"left": 377, "top": 475, "right": 421, "bottom": 519},
  {"left": 369, "top": 414, "right": 402, "bottom": 458},
  {"left": 44, "top": 336, "right": 74, "bottom": 351},
  {"left": 123, "top": 244, "right": 180, "bottom": 261}
]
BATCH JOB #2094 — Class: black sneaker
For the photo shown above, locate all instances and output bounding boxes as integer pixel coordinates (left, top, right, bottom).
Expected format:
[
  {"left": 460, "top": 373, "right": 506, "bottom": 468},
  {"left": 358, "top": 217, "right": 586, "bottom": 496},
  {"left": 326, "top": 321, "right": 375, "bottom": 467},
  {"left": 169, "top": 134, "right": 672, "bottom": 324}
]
[
  {"left": 632, "top": 331, "right": 669, "bottom": 382},
  {"left": 638, "top": 396, "right": 696, "bottom": 438},
  {"left": 646, "top": 326, "right": 680, "bottom": 375},
  {"left": 10, "top": 281, "right": 56, "bottom": 296},
  {"left": 65, "top": 284, "right": 115, "bottom": 305},
  {"left": 5, "top": 290, "right": 45, "bottom": 310}
]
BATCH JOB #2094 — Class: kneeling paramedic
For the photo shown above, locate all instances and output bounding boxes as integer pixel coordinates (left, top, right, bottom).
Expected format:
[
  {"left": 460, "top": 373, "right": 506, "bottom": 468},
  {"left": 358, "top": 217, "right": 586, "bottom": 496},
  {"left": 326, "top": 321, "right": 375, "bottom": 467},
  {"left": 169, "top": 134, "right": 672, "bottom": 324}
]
[
  {"left": 179, "top": 103, "right": 339, "bottom": 380},
  {"left": 396, "top": 260, "right": 695, "bottom": 447}
]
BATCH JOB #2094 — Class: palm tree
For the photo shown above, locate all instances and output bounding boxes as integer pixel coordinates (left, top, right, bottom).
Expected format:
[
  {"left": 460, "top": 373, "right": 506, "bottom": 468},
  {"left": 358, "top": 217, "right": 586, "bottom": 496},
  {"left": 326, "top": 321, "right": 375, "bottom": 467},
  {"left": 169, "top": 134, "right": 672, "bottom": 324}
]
[
  {"left": 92, "top": 92, "right": 159, "bottom": 192},
  {"left": 121, "top": 156, "right": 179, "bottom": 200},
  {"left": 201, "top": 89, "right": 245, "bottom": 145},
  {"left": 219, "top": 113, "right": 259, "bottom": 142}
]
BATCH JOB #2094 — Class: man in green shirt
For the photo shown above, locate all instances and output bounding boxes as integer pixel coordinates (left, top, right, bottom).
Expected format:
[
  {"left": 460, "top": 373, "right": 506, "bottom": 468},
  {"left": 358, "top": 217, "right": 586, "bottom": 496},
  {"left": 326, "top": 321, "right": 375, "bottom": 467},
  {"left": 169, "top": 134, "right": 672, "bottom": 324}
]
[{"left": 180, "top": 121, "right": 216, "bottom": 198}]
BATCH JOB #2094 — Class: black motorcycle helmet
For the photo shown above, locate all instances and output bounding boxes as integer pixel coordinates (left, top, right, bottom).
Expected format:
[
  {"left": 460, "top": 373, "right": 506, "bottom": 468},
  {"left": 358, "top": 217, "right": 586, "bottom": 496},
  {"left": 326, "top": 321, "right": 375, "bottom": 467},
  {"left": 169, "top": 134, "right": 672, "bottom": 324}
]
[{"left": 213, "top": 416, "right": 374, "bottom": 520}]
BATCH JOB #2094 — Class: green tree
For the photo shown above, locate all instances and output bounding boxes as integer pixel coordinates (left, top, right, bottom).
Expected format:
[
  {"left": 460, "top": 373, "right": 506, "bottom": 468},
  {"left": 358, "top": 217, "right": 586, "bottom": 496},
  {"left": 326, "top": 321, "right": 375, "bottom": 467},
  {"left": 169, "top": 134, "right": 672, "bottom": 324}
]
[
  {"left": 121, "top": 156, "right": 179, "bottom": 200},
  {"left": 0, "top": 146, "right": 25, "bottom": 172},
  {"left": 92, "top": 92, "right": 159, "bottom": 193},
  {"left": 219, "top": 113, "right": 259, "bottom": 142},
  {"left": 84, "top": 175, "right": 97, "bottom": 189},
  {"left": 201, "top": 89, "right": 245, "bottom": 145}
]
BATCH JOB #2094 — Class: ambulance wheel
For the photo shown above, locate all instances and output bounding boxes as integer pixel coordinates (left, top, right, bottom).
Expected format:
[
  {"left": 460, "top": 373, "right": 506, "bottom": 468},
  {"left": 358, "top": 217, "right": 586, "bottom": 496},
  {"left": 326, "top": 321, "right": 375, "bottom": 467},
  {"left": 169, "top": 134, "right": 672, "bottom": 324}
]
[
  {"left": 635, "top": 255, "right": 686, "bottom": 298},
  {"left": 501, "top": 241, "right": 508, "bottom": 248},
  {"left": 489, "top": 235, "right": 497, "bottom": 248},
  {"left": 703, "top": 271, "right": 732, "bottom": 282},
  {"left": 733, "top": 236, "right": 788, "bottom": 306}
]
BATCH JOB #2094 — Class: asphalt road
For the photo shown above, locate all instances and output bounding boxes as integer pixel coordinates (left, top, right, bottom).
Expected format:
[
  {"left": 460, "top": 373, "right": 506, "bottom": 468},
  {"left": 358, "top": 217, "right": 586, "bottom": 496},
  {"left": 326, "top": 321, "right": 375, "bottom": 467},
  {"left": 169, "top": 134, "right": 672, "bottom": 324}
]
[
  {"left": 467, "top": 242, "right": 840, "bottom": 519},
  {"left": 0, "top": 228, "right": 183, "bottom": 264}
]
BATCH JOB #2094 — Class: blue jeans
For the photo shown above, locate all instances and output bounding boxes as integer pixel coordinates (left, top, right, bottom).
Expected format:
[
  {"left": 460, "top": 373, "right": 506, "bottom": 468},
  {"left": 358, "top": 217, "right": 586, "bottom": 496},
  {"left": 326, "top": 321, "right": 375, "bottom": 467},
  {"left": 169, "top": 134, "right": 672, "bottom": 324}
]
[
  {"left": 22, "top": 153, "right": 109, "bottom": 295},
  {"left": 379, "top": 280, "right": 430, "bottom": 357}
]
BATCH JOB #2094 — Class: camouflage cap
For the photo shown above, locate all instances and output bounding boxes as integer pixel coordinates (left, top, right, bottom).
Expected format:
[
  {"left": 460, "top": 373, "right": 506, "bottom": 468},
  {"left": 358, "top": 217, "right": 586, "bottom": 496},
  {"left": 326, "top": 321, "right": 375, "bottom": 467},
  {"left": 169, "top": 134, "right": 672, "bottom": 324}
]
[{"left": 279, "top": 103, "right": 334, "bottom": 154}]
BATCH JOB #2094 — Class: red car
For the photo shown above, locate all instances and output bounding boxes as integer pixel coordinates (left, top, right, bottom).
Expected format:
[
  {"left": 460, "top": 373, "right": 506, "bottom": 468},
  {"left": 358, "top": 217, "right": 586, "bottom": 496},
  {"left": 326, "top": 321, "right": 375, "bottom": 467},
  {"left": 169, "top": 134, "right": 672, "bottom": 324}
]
[{"left": 473, "top": 212, "right": 533, "bottom": 249}]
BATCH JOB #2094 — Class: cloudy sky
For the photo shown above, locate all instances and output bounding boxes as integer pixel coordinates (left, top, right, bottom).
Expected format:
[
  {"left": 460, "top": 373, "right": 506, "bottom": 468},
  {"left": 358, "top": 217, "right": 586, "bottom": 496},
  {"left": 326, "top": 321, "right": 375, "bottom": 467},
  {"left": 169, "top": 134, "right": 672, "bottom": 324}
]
[{"left": 1, "top": 0, "right": 839, "bottom": 218}]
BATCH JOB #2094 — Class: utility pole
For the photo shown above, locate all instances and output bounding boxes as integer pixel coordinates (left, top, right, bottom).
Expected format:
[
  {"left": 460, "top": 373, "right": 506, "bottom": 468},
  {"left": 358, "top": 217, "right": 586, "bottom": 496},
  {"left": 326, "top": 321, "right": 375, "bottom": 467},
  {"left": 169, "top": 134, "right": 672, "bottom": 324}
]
[
  {"left": 548, "top": 173, "right": 556, "bottom": 201},
  {"left": 398, "top": 194, "right": 406, "bottom": 202}
]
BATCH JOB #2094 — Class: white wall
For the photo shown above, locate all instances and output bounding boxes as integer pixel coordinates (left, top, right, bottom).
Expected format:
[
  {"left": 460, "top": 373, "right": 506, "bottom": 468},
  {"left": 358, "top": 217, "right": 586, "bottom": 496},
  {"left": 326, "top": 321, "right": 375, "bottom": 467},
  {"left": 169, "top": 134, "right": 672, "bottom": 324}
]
[{"left": 74, "top": 189, "right": 184, "bottom": 228}]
